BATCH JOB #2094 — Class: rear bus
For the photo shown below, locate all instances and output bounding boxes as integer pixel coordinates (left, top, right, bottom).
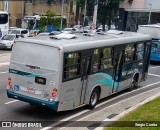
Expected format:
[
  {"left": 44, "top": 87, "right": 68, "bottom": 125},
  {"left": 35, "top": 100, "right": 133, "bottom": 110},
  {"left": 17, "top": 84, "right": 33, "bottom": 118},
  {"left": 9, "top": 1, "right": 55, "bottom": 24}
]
[{"left": 7, "top": 41, "right": 61, "bottom": 111}]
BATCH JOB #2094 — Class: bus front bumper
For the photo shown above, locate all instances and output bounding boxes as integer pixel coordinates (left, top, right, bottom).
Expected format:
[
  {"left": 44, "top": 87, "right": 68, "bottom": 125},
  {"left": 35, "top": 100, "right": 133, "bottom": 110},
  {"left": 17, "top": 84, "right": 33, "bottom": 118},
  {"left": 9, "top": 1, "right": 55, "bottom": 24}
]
[{"left": 7, "top": 90, "right": 59, "bottom": 111}]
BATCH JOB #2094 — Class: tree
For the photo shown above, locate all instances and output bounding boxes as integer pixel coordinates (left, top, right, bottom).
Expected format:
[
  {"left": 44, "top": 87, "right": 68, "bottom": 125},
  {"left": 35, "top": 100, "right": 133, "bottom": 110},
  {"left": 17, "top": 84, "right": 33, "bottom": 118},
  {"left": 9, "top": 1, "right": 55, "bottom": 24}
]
[
  {"left": 39, "top": 10, "right": 63, "bottom": 31},
  {"left": 98, "top": 0, "right": 125, "bottom": 31},
  {"left": 76, "top": 0, "right": 125, "bottom": 30}
]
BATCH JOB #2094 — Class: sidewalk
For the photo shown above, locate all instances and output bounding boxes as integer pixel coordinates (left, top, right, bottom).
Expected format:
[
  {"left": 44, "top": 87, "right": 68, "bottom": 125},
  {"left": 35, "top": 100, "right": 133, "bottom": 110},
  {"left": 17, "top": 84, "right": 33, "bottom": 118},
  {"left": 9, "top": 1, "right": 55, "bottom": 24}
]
[{"left": 0, "top": 52, "right": 11, "bottom": 64}]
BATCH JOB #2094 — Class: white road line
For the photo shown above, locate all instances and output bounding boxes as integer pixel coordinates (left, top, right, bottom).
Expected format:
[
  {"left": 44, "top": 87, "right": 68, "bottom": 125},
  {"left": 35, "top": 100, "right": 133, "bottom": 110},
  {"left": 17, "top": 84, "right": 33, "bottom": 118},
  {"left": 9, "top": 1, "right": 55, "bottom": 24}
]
[
  {"left": 40, "top": 127, "right": 52, "bottom": 130},
  {"left": 150, "top": 66, "right": 160, "bottom": 69},
  {"left": 0, "top": 62, "right": 9, "bottom": 66},
  {"left": 41, "top": 81, "right": 160, "bottom": 130},
  {"left": 0, "top": 71, "right": 8, "bottom": 74},
  {"left": 97, "top": 80, "right": 160, "bottom": 108},
  {"left": 59, "top": 87, "right": 160, "bottom": 130},
  {"left": 5, "top": 100, "right": 19, "bottom": 105},
  {"left": 40, "top": 110, "right": 89, "bottom": 130},
  {"left": 148, "top": 73, "right": 160, "bottom": 77}
]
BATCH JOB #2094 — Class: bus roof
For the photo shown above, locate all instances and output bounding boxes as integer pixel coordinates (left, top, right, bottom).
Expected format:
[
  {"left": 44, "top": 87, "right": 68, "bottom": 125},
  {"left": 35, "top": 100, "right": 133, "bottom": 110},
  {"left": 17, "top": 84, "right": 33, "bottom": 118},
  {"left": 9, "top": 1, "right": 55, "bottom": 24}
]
[
  {"left": 17, "top": 31, "right": 151, "bottom": 52},
  {"left": 139, "top": 24, "right": 160, "bottom": 28}
]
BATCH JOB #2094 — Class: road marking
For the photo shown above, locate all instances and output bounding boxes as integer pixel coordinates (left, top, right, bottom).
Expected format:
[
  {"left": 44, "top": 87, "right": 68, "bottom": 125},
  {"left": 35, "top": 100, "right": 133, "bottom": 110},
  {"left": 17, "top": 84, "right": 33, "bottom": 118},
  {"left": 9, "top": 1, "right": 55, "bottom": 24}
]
[
  {"left": 40, "top": 110, "right": 89, "bottom": 130},
  {"left": 0, "top": 62, "right": 9, "bottom": 66},
  {"left": 148, "top": 73, "right": 160, "bottom": 77},
  {"left": 5, "top": 100, "right": 19, "bottom": 105},
  {"left": 0, "top": 71, "right": 8, "bottom": 74},
  {"left": 150, "top": 66, "right": 160, "bottom": 69},
  {"left": 95, "top": 92, "right": 160, "bottom": 130},
  {"left": 40, "top": 127, "right": 52, "bottom": 130},
  {"left": 59, "top": 87, "right": 160, "bottom": 129},
  {"left": 41, "top": 81, "right": 160, "bottom": 130}
]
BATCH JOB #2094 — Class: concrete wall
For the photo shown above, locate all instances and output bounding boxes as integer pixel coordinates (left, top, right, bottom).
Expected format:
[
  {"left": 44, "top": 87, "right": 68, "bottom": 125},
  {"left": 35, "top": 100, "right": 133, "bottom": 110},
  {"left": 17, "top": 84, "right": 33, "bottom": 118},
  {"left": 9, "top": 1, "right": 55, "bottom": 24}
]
[
  {"left": 0, "top": 1, "right": 23, "bottom": 27},
  {"left": 0, "top": 0, "right": 76, "bottom": 27},
  {"left": 145, "top": 0, "right": 160, "bottom": 9}
]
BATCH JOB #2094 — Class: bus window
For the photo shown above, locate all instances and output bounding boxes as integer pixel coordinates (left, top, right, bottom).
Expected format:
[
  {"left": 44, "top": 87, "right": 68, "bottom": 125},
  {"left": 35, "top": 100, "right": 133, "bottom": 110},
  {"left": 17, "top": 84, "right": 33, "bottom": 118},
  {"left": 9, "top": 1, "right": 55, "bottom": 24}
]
[
  {"left": 136, "top": 43, "right": 144, "bottom": 60},
  {"left": 125, "top": 44, "right": 135, "bottom": 63},
  {"left": 100, "top": 48, "right": 113, "bottom": 70},
  {"left": 92, "top": 49, "right": 100, "bottom": 72},
  {"left": 64, "top": 52, "right": 81, "bottom": 80},
  {"left": 0, "top": 14, "right": 8, "bottom": 24}
]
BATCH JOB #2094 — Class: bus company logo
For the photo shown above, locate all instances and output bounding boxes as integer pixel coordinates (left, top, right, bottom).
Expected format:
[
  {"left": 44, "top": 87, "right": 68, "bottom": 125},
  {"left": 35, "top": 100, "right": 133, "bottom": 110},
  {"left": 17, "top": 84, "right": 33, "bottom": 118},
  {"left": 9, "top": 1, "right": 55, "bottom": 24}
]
[
  {"left": 2, "top": 122, "right": 11, "bottom": 127},
  {"left": 122, "top": 68, "right": 138, "bottom": 76}
]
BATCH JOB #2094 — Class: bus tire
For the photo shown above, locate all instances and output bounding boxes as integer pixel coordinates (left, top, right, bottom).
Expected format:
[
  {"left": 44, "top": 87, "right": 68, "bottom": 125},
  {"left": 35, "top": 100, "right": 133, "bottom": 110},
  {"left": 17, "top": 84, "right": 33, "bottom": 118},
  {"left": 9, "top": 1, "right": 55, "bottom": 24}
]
[
  {"left": 87, "top": 88, "right": 100, "bottom": 109},
  {"left": 128, "top": 76, "right": 138, "bottom": 91}
]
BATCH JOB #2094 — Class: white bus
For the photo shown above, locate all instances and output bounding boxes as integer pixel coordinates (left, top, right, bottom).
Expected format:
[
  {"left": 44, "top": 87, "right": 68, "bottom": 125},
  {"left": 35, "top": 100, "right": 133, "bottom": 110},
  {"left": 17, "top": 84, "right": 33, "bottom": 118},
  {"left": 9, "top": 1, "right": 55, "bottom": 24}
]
[
  {"left": 0, "top": 11, "right": 9, "bottom": 36},
  {"left": 7, "top": 31, "right": 151, "bottom": 111}
]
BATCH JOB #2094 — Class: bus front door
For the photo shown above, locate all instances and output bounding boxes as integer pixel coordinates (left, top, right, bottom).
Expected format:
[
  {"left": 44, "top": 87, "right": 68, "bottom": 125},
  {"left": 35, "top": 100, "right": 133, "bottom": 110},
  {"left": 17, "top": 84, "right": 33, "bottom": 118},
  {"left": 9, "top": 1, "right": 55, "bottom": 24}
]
[
  {"left": 112, "top": 50, "right": 123, "bottom": 93},
  {"left": 79, "top": 55, "right": 92, "bottom": 105}
]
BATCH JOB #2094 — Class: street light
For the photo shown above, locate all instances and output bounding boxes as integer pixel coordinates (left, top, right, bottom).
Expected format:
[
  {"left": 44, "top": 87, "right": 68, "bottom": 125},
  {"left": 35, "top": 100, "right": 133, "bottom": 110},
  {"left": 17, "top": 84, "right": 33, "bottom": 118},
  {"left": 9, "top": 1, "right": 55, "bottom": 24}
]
[
  {"left": 93, "top": 0, "right": 98, "bottom": 27},
  {"left": 148, "top": 4, "right": 152, "bottom": 25}
]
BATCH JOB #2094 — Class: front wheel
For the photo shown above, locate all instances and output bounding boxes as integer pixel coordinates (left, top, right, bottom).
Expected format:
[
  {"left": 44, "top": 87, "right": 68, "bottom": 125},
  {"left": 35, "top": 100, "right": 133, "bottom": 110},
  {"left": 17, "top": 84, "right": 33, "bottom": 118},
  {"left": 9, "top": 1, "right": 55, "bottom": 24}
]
[{"left": 87, "top": 88, "right": 100, "bottom": 109}]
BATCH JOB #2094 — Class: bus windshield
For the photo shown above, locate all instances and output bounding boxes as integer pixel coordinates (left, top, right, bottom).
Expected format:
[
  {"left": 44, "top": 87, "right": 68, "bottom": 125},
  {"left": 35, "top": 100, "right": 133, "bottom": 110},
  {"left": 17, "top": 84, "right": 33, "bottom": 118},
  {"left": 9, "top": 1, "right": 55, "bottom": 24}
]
[
  {"left": 0, "top": 14, "right": 8, "bottom": 24},
  {"left": 22, "top": 19, "right": 36, "bottom": 30}
]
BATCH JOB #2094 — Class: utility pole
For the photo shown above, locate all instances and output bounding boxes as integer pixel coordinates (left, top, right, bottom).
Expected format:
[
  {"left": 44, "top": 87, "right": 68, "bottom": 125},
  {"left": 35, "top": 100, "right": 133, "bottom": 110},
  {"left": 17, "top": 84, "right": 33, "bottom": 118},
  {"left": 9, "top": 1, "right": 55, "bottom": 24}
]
[
  {"left": 60, "top": 0, "right": 64, "bottom": 31},
  {"left": 93, "top": 0, "right": 98, "bottom": 27},
  {"left": 83, "top": 0, "right": 87, "bottom": 32},
  {"left": 148, "top": 4, "right": 152, "bottom": 25}
]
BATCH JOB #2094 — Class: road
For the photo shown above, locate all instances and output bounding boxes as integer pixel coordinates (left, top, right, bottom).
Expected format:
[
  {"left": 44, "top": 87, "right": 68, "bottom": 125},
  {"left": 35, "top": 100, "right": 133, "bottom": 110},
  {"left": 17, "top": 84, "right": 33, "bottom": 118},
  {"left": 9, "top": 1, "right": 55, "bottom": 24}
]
[{"left": 0, "top": 50, "right": 160, "bottom": 130}]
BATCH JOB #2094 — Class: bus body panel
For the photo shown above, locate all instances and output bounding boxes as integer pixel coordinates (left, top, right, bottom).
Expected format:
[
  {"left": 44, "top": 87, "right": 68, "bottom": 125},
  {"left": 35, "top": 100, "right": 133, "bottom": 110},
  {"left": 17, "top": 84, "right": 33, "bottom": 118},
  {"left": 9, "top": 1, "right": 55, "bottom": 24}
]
[
  {"left": 137, "top": 25, "right": 160, "bottom": 62},
  {"left": 150, "top": 40, "right": 160, "bottom": 61},
  {"left": 7, "top": 42, "right": 60, "bottom": 111},
  {"left": 7, "top": 32, "right": 151, "bottom": 112},
  {"left": 0, "top": 11, "right": 9, "bottom": 36}
]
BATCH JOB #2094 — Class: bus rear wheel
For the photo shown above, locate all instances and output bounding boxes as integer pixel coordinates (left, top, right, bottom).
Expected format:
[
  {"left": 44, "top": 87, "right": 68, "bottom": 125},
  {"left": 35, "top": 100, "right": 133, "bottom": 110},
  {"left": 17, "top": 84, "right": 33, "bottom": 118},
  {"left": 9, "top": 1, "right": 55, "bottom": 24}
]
[
  {"left": 88, "top": 88, "right": 100, "bottom": 109},
  {"left": 128, "top": 76, "right": 138, "bottom": 91}
]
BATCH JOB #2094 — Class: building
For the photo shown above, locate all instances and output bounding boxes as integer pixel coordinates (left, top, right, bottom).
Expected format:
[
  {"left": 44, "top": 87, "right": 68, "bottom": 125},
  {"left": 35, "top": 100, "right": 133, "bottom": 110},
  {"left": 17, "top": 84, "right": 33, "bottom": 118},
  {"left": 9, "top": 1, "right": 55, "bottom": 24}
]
[
  {"left": 0, "top": 1, "right": 23, "bottom": 27},
  {"left": 0, "top": 0, "right": 77, "bottom": 27},
  {"left": 24, "top": 0, "right": 77, "bottom": 27},
  {"left": 118, "top": 0, "right": 160, "bottom": 31}
]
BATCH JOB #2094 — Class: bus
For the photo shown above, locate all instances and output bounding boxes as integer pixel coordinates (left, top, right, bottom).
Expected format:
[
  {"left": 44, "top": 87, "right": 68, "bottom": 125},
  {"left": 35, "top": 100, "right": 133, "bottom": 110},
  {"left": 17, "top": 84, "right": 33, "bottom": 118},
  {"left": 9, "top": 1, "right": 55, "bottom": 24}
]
[
  {"left": 7, "top": 31, "right": 151, "bottom": 111},
  {"left": 0, "top": 11, "right": 9, "bottom": 37},
  {"left": 137, "top": 24, "right": 160, "bottom": 61}
]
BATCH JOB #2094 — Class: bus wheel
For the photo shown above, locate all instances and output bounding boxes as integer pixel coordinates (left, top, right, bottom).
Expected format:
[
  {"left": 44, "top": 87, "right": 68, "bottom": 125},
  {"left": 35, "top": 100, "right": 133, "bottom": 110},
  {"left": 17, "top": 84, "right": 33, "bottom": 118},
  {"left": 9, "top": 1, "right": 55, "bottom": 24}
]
[
  {"left": 128, "top": 77, "right": 137, "bottom": 91},
  {"left": 88, "top": 88, "right": 99, "bottom": 109}
]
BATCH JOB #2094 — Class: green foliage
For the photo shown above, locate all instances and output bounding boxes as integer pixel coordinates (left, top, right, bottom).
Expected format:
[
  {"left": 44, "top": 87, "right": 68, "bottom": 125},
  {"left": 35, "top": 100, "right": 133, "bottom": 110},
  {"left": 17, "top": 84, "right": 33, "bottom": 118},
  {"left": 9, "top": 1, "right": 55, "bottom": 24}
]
[
  {"left": 77, "top": 0, "right": 125, "bottom": 28},
  {"left": 38, "top": 10, "right": 66, "bottom": 30},
  {"left": 106, "top": 97, "right": 160, "bottom": 130},
  {"left": 52, "top": 17, "right": 61, "bottom": 27},
  {"left": 39, "top": 16, "right": 47, "bottom": 31}
]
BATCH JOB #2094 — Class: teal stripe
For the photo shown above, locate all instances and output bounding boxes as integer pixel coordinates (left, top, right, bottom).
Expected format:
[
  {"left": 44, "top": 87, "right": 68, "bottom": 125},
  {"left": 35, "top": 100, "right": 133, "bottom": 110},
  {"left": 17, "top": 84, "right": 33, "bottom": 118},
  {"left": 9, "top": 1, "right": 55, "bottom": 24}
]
[
  {"left": 9, "top": 69, "right": 42, "bottom": 77},
  {"left": 91, "top": 72, "right": 122, "bottom": 89}
]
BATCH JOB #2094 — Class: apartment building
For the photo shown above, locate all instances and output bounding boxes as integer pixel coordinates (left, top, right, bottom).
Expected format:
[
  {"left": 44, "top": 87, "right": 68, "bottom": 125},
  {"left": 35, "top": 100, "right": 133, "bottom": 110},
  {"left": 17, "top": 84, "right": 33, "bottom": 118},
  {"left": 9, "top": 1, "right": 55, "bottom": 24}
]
[
  {"left": 0, "top": 0, "right": 77, "bottom": 27},
  {"left": 0, "top": 1, "right": 23, "bottom": 27},
  {"left": 119, "top": 0, "right": 160, "bottom": 31}
]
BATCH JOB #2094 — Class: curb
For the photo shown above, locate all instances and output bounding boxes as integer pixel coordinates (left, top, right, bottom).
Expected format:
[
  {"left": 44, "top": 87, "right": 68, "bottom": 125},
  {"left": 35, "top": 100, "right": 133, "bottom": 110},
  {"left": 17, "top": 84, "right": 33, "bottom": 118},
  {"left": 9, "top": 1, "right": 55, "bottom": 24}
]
[{"left": 95, "top": 92, "right": 160, "bottom": 130}]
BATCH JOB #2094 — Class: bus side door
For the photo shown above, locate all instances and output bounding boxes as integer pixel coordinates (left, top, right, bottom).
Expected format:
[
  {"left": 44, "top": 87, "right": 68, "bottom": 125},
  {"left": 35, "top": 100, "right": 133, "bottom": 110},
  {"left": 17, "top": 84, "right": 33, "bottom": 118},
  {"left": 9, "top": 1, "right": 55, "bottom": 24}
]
[
  {"left": 79, "top": 52, "right": 92, "bottom": 105},
  {"left": 112, "top": 46, "right": 124, "bottom": 93}
]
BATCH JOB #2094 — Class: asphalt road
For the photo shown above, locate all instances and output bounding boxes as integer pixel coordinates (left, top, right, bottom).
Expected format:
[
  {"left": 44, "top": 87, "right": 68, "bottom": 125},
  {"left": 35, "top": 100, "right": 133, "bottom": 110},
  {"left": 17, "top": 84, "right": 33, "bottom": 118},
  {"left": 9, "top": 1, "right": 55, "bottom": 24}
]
[{"left": 0, "top": 50, "right": 160, "bottom": 129}]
